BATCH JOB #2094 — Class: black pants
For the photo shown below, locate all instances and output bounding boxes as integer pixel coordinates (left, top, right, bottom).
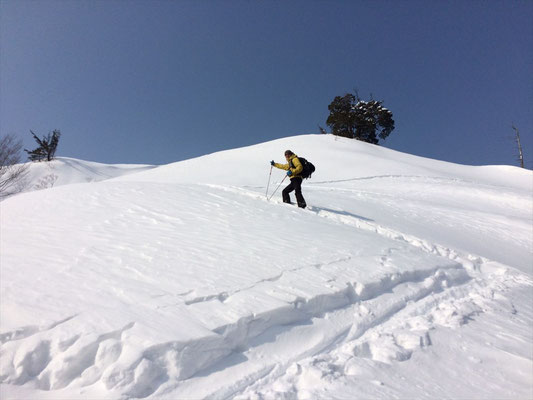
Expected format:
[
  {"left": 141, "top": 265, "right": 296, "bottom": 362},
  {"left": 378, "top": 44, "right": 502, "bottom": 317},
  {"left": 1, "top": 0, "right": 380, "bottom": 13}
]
[{"left": 282, "top": 177, "right": 306, "bottom": 208}]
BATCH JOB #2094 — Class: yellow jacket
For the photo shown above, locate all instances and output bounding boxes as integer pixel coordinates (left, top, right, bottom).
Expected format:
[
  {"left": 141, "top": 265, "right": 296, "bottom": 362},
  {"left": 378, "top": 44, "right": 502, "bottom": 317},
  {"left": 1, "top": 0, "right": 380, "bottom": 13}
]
[{"left": 273, "top": 154, "right": 303, "bottom": 178}]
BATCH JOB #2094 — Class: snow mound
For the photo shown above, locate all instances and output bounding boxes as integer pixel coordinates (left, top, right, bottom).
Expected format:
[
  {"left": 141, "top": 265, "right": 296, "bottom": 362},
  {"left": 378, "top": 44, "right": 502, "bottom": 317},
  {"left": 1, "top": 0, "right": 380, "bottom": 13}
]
[
  {"left": 116, "top": 134, "right": 532, "bottom": 190},
  {"left": 1, "top": 135, "right": 532, "bottom": 399}
]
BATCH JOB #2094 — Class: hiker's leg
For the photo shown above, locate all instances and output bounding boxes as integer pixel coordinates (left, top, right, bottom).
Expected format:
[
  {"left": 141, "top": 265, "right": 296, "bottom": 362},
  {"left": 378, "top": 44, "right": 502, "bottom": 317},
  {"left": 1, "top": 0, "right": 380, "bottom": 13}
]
[
  {"left": 293, "top": 178, "right": 306, "bottom": 208},
  {"left": 282, "top": 180, "right": 295, "bottom": 203}
]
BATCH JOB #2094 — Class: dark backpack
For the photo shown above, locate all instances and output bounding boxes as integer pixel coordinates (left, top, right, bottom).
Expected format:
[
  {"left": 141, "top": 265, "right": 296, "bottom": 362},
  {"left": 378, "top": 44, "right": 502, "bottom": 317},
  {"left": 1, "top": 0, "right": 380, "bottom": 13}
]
[{"left": 296, "top": 157, "right": 315, "bottom": 179}]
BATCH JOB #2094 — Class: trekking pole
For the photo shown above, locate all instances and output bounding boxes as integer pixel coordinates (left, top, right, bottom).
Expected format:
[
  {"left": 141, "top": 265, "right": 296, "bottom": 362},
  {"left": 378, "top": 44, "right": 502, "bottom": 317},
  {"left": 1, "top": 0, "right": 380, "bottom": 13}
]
[
  {"left": 266, "top": 165, "right": 273, "bottom": 198},
  {"left": 268, "top": 175, "right": 287, "bottom": 201}
]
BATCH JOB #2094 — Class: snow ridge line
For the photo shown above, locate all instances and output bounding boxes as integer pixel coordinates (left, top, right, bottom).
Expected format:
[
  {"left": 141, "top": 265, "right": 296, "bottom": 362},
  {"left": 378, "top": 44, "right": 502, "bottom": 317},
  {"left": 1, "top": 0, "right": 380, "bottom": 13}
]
[
  {"left": 181, "top": 256, "right": 352, "bottom": 307},
  {"left": 0, "top": 264, "right": 469, "bottom": 398},
  {"left": 227, "top": 269, "right": 533, "bottom": 399},
  {"left": 232, "top": 277, "right": 508, "bottom": 400},
  {"left": 161, "top": 262, "right": 470, "bottom": 385},
  {"left": 0, "top": 315, "right": 77, "bottom": 345},
  {"left": 193, "top": 267, "right": 473, "bottom": 400},
  {"left": 209, "top": 263, "right": 469, "bottom": 343},
  {"left": 191, "top": 267, "right": 471, "bottom": 393}
]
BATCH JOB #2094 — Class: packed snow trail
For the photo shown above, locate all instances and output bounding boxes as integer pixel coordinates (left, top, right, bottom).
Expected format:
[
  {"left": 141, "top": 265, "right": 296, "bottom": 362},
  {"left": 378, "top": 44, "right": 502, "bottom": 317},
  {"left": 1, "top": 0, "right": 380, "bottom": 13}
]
[{"left": 1, "top": 135, "right": 532, "bottom": 399}]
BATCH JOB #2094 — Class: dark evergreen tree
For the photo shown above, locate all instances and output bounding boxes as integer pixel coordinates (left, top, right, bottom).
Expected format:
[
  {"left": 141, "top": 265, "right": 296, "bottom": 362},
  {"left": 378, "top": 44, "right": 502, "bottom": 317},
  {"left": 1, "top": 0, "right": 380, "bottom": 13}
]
[
  {"left": 326, "top": 93, "right": 395, "bottom": 144},
  {"left": 326, "top": 93, "right": 357, "bottom": 139},
  {"left": 25, "top": 130, "right": 61, "bottom": 162}
]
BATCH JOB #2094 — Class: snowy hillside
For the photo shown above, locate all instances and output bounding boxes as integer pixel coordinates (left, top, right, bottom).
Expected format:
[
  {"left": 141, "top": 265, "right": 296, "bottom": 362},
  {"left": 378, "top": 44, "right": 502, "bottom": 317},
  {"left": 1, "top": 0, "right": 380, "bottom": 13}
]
[
  {"left": 1, "top": 134, "right": 532, "bottom": 399},
  {"left": 18, "top": 157, "right": 156, "bottom": 193}
]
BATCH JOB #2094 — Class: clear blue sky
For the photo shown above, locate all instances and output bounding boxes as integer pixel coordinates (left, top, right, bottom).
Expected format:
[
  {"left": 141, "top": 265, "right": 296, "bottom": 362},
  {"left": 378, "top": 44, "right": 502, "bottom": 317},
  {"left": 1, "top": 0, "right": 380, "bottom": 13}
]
[{"left": 1, "top": 0, "right": 532, "bottom": 167}]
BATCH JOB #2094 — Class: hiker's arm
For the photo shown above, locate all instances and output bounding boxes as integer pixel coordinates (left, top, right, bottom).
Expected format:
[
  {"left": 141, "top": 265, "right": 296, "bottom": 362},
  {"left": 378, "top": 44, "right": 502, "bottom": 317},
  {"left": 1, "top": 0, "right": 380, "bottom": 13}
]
[{"left": 273, "top": 162, "right": 289, "bottom": 170}]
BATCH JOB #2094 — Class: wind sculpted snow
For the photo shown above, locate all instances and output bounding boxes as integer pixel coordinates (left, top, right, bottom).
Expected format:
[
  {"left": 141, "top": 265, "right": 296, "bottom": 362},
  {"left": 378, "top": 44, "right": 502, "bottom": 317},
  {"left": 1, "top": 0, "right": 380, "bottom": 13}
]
[{"left": 1, "top": 135, "right": 532, "bottom": 399}]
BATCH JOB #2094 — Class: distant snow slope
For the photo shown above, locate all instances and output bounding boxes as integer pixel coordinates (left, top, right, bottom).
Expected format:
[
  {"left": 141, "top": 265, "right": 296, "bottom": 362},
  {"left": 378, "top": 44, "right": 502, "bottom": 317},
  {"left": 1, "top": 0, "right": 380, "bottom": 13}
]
[
  {"left": 1, "top": 135, "right": 532, "bottom": 400},
  {"left": 19, "top": 157, "right": 156, "bottom": 193}
]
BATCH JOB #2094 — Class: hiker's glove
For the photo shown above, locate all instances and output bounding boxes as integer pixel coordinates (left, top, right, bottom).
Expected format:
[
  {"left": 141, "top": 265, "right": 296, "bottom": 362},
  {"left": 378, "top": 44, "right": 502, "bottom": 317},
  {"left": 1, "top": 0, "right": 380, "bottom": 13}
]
[
  {"left": 270, "top": 160, "right": 275, "bottom": 166},
  {"left": 287, "top": 170, "right": 293, "bottom": 176}
]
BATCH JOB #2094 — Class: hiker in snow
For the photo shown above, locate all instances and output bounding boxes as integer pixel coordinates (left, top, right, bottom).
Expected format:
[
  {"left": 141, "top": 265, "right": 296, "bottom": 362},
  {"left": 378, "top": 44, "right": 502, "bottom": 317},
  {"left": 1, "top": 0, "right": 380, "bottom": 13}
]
[{"left": 270, "top": 150, "right": 307, "bottom": 209}]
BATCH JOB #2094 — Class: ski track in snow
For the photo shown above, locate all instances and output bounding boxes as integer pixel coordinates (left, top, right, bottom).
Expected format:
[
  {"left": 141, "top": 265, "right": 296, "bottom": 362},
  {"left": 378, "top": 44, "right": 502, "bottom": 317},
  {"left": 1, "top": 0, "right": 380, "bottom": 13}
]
[{"left": 1, "top": 138, "right": 532, "bottom": 400}]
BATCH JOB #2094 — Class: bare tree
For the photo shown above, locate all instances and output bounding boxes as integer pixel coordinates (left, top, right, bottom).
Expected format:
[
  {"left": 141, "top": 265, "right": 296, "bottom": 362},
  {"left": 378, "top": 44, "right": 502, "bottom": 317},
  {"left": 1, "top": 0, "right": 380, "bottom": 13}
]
[
  {"left": 511, "top": 124, "right": 525, "bottom": 168},
  {"left": 0, "top": 134, "right": 29, "bottom": 199}
]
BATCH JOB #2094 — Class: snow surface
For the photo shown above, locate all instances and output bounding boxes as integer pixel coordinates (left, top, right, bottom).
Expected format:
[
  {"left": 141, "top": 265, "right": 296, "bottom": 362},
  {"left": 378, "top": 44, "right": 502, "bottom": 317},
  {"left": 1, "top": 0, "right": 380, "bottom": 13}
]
[{"left": 1, "top": 134, "right": 532, "bottom": 399}]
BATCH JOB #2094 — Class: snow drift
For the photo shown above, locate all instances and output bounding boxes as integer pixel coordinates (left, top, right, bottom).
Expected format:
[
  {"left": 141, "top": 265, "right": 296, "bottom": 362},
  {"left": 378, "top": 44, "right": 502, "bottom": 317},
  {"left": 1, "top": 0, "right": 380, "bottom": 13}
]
[{"left": 1, "top": 134, "right": 532, "bottom": 399}]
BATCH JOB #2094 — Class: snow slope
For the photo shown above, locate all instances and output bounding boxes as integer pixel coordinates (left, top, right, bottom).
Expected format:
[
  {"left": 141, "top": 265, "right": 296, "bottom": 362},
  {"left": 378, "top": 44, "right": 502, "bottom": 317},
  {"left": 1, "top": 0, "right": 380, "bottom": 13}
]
[
  {"left": 1, "top": 134, "right": 532, "bottom": 399},
  {"left": 19, "top": 157, "right": 156, "bottom": 193}
]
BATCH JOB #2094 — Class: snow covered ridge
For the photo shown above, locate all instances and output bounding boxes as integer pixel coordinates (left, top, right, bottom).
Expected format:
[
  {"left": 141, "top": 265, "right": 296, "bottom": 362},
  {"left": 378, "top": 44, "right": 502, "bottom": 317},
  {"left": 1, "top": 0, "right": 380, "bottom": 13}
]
[
  {"left": 1, "top": 135, "right": 532, "bottom": 399},
  {"left": 13, "top": 157, "right": 156, "bottom": 195}
]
